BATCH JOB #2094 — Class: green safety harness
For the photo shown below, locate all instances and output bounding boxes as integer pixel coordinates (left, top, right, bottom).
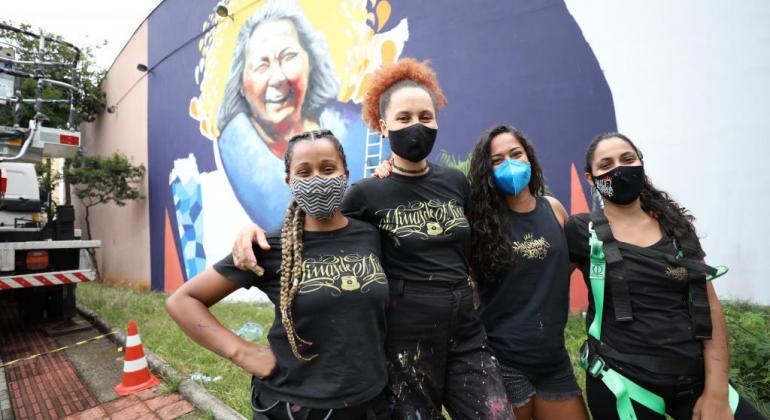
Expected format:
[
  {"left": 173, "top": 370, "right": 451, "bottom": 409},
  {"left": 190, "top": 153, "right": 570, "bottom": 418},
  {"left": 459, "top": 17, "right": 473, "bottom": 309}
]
[{"left": 579, "top": 209, "right": 739, "bottom": 419}]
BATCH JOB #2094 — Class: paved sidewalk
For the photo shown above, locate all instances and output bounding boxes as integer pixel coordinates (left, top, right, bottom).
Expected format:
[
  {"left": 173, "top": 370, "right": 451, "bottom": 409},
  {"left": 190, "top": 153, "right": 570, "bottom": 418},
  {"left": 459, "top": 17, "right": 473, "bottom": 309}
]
[
  {"left": 62, "top": 387, "right": 196, "bottom": 420},
  {"left": 0, "top": 299, "right": 196, "bottom": 420}
]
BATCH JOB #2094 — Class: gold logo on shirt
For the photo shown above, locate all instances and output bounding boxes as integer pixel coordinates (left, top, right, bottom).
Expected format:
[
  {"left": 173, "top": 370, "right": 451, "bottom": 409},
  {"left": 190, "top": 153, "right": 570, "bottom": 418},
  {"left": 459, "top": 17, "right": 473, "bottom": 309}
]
[
  {"left": 299, "top": 254, "right": 387, "bottom": 295},
  {"left": 512, "top": 233, "right": 550, "bottom": 260},
  {"left": 340, "top": 275, "right": 361, "bottom": 291},
  {"left": 376, "top": 199, "right": 468, "bottom": 244},
  {"left": 665, "top": 266, "right": 688, "bottom": 281}
]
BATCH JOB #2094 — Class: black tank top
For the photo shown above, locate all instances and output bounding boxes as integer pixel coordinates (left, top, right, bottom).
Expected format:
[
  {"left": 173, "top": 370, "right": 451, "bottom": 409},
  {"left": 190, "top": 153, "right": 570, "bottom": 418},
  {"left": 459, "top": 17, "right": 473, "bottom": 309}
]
[{"left": 479, "top": 197, "right": 571, "bottom": 372}]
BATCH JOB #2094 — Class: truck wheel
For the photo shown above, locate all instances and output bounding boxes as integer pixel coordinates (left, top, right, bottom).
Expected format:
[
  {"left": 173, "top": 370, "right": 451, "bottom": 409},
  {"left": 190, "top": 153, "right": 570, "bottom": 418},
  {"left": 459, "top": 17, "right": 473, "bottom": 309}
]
[
  {"left": 20, "top": 290, "right": 46, "bottom": 323},
  {"left": 45, "top": 284, "right": 76, "bottom": 321}
]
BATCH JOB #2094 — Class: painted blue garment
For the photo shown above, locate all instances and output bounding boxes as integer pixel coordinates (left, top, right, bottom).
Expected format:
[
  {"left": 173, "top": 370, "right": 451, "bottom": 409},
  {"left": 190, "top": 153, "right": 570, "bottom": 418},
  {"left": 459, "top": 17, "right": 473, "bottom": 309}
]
[{"left": 217, "top": 106, "right": 367, "bottom": 230}]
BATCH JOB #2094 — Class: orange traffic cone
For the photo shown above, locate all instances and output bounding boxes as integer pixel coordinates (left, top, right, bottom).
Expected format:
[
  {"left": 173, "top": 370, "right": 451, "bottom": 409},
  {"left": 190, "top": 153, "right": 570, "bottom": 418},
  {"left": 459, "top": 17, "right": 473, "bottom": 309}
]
[{"left": 114, "top": 321, "right": 160, "bottom": 396}]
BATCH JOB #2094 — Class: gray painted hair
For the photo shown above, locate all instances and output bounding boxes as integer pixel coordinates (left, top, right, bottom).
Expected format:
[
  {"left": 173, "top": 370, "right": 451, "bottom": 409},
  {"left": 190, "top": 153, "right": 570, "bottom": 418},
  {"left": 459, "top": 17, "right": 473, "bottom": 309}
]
[{"left": 217, "top": 0, "right": 340, "bottom": 132}]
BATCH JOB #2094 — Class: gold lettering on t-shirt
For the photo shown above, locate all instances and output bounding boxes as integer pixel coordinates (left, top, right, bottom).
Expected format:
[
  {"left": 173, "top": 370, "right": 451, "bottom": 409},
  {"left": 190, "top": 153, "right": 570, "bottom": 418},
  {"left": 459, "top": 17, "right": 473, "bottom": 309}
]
[
  {"left": 375, "top": 199, "right": 468, "bottom": 243},
  {"left": 298, "top": 254, "right": 387, "bottom": 295},
  {"left": 512, "top": 233, "right": 550, "bottom": 260},
  {"left": 665, "top": 266, "right": 688, "bottom": 281}
]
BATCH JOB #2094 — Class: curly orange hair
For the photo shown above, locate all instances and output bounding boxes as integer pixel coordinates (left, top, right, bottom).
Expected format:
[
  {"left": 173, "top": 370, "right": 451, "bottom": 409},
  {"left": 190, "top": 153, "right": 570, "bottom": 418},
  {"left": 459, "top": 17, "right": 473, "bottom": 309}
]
[{"left": 361, "top": 58, "right": 448, "bottom": 131}]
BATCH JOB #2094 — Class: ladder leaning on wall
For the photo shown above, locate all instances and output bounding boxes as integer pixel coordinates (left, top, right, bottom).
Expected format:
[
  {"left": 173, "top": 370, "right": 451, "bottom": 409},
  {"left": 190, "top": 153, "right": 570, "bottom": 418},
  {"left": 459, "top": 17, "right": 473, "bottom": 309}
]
[{"left": 363, "top": 128, "right": 383, "bottom": 177}]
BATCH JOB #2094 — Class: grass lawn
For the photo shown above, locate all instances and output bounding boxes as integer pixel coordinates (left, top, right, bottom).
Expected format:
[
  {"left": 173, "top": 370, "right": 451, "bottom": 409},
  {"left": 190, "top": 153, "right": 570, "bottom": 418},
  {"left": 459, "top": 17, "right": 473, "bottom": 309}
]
[
  {"left": 77, "top": 282, "right": 272, "bottom": 416},
  {"left": 77, "top": 282, "right": 769, "bottom": 418}
]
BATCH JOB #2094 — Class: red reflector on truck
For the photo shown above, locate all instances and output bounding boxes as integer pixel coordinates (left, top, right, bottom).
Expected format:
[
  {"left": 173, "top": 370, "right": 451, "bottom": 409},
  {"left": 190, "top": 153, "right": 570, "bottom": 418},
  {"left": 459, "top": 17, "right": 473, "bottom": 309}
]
[
  {"left": 60, "top": 134, "right": 79, "bottom": 145},
  {"left": 26, "top": 251, "right": 49, "bottom": 270}
]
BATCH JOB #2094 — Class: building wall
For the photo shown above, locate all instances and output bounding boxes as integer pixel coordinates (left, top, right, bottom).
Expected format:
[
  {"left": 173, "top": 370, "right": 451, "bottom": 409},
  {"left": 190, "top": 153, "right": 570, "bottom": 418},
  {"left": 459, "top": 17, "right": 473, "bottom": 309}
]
[
  {"left": 90, "top": 0, "right": 770, "bottom": 305},
  {"left": 146, "top": 0, "right": 614, "bottom": 306},
  {"left": 566, "top": 0, "right": 770, "bottom": 304},
  {"left": 78, "top": 21, "right": 150, "bottom": 290}
]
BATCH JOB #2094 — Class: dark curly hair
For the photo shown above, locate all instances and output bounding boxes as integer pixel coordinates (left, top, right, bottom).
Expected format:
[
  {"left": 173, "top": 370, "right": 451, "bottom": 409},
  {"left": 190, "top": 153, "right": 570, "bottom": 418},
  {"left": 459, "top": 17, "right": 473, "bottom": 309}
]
[
  {"left": 585, "top": 132, "right": 704, "bottom": 259},
  {"left": 361, "top": 58, "right": 447, "bottom": 131},
  {"left": 468, "top": 125, "right": 546, "bottom": 283}
]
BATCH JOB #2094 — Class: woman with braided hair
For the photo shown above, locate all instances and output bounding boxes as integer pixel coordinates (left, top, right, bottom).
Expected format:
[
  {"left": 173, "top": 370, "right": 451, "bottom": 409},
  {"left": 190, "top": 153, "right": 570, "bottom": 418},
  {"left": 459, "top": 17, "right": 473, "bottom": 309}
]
[
  {"left": 231, "top": 59, "right": 515, "bottom": 419},
  {"left": 166, "top": 130, "right": 390, "bottom": 420}
]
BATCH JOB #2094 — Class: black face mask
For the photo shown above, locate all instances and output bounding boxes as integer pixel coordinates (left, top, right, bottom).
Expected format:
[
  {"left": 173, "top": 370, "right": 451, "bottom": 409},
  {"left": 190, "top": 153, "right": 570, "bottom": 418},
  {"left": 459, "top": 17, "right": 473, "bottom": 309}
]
[
  {"left": 387, "top": 123, "right": 437, "bottom": 162},
  {"left": 592, "top": 165, "right": 645, "bottom": 205}
]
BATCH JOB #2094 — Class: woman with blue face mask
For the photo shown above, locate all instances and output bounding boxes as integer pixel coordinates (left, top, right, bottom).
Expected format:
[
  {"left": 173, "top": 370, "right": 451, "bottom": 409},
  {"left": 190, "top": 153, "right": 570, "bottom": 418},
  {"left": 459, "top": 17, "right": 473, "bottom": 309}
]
[{"left": 468, "top": 125, "right": 589, "bottom": 420}]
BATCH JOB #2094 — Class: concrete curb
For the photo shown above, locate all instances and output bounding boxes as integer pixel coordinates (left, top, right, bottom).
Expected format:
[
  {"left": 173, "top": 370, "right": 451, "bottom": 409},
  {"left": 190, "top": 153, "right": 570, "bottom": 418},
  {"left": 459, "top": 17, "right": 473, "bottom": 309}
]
[
  {"left": 0, "top": 355, "right": 14, "bottom": 420},
  {"left": 76, "top": 303, "right": 247, "bottom": 420}
]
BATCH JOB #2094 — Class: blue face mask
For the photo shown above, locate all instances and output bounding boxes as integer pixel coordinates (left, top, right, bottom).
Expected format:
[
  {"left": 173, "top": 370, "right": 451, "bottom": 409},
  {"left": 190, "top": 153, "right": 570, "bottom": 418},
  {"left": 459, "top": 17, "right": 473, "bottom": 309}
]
[{"left": 493, "top": 159, "right": 531, "bottom": 196}]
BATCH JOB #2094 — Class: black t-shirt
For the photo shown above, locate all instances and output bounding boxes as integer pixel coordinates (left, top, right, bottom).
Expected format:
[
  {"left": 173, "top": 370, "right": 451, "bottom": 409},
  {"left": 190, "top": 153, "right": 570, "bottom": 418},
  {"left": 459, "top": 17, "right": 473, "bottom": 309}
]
[
  {"left": 213, "top": 219, "right": 389, "bottom": 409},
  {"left": 565, "top": 213, "right": 703, "bottom": 374},
  {"left": 341, "top": 163, "right": 471, "bottom": 283},
  {"left": 479, "top": 197, "right": 571, "bottom": 372}
]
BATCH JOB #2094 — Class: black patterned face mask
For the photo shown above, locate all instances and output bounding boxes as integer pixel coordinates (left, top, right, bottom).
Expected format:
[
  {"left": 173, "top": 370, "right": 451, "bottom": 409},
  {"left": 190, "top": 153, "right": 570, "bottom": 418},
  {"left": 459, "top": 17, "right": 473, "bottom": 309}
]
[
  {"left": 289, "top": 175, "right": 348, "bottom": 220},
  {"left": 592, "top": 165, "right": 645, "bottom": 205}
]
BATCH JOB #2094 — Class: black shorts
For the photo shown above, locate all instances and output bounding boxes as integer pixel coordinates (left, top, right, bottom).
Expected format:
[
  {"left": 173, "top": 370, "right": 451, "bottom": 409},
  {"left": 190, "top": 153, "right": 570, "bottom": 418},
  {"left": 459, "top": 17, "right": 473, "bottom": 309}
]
[{"left": 499, "top": 357, "right": 583, "bottom": 407}]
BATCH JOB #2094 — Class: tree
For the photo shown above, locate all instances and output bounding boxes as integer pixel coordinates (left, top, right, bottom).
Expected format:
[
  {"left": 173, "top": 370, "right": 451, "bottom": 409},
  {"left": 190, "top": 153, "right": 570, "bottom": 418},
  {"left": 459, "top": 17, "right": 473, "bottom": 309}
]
[
  {"left": 0, "top": 21, "right": 106, "bottom": 128},
  {"left": 35, "top": 158, "right": 61, "bottom": 222},
  {"left": 65, "top": 153, "right": 145, "bottom": 279}
]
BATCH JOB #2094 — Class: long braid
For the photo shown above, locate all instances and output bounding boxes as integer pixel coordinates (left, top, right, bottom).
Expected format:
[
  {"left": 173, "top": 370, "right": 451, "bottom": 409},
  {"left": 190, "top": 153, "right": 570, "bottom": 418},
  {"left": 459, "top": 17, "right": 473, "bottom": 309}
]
[
  {"left": 289, "top": 202, "right": 313, "bottom": 348},
  {"left": 279, "top": 202, "right": 317, "bottom": 361}
]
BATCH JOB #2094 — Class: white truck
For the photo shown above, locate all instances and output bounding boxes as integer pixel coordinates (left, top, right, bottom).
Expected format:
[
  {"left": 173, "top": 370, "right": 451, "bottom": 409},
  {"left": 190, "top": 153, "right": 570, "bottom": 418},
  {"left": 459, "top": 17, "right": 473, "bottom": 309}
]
[{"left": 0, "top": 23, "right": 100, "bottom": 323}]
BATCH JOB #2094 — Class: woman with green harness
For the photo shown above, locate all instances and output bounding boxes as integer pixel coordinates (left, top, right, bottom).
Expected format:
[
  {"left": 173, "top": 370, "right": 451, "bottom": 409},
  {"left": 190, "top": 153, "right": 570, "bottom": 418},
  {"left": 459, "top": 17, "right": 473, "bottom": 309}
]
[{"left": 565, "top": 133, "right": 765, "bottom": 420}]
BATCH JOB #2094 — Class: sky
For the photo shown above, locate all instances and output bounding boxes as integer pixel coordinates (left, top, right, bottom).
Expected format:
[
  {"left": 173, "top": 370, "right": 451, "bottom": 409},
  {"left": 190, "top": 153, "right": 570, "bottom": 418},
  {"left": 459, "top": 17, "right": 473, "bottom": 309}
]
[{"left": 3, "top": 0, "right": 163, "bottom": 70}]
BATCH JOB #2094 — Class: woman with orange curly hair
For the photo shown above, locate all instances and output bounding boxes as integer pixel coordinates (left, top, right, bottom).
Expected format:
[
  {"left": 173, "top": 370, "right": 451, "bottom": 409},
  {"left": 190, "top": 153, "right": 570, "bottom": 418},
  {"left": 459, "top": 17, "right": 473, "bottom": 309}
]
[{"left": 232, "top": 59, "right": 514, "bottom": 419}]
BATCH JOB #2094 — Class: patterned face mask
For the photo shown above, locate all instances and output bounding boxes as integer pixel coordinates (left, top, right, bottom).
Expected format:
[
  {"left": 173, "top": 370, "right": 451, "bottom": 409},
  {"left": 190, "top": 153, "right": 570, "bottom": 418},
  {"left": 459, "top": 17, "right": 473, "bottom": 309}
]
[
  {"left": 289, "top": 175, "right": 348, "bottom": 220},
  {"left": 592, "top": 165, "right": 645, "bottom": 205}
]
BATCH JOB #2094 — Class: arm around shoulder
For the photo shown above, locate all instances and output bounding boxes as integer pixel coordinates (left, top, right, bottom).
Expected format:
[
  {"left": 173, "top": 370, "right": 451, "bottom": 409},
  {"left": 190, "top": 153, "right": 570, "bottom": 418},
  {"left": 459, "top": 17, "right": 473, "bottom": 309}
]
[
  {"left": 564, "top": 213, "right": 591, "bottom": 264},
  {"left": 342, "top": 180, "right": 371, "bottom": 220}
]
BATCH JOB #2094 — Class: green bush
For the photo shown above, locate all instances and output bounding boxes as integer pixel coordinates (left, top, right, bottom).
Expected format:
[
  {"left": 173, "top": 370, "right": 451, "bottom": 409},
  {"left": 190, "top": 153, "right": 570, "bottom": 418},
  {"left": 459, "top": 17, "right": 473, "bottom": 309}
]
[{"left": 723, "top": 301, "right": 770, "bottom": 414}]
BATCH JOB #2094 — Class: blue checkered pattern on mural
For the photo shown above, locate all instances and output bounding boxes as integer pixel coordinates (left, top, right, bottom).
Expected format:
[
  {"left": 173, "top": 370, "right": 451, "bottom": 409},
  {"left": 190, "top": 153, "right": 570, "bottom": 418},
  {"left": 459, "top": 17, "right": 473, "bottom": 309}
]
[{"left": 171, "top": 175, "right": 206, "bottom": 279}]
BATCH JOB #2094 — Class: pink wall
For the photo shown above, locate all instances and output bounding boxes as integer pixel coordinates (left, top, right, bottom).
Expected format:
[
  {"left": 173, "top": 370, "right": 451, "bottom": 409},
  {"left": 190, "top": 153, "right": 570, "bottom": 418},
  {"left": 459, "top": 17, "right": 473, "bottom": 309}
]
[{"left": 78, "top": 21, "right": 150, "bottom": 290}]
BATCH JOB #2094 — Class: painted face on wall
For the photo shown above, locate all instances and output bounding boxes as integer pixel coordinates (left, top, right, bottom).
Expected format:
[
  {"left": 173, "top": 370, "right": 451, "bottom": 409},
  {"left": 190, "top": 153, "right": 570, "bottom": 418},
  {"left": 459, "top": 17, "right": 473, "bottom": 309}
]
[{"left": 242, "top": 19, "right": 311, "bottom": 135}]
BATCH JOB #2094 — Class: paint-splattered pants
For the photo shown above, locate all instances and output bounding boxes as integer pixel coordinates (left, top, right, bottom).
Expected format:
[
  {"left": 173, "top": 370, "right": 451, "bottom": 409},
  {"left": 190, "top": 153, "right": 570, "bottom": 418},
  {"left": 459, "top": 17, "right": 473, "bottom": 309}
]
[{"left": 386, "top": 279, "right": 515, "bottom": 420}]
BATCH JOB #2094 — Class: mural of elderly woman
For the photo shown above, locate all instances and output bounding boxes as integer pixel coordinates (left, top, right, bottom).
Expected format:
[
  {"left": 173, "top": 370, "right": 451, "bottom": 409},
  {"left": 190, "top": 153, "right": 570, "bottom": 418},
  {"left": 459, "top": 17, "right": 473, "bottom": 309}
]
[{"left": 217, "top": 0, "right": 366, "bottom": 230}]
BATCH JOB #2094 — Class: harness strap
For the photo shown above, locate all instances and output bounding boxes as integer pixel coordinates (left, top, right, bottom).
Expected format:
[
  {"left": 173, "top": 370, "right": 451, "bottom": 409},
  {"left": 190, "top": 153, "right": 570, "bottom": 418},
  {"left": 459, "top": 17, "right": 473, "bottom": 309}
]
[
  {"left": 588, "top": 337, "right": 702, "bottom": 376},
  {"left": 591, "top": 209, "right": 717, "bottom": 338},
  {"left": 729, "top": 384, "right": 740, "bottom": 413},
  {"left": 591, "top": 209, "right": 634, "bottom": 322},
  {"left": 588, "top": 225, "right": 606, "bottom": 340},
  {"left": 584, "top": 216, "right": 738, "bottom": 418},
  {"left": 581, "top": 342, "right": 665, "bottom": 419},
  {"left": 690, "top": 277, "right": 713, "bottom": 339},
  {"left": 621, "top": 244, "right": 717, "bottom": 279}
]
